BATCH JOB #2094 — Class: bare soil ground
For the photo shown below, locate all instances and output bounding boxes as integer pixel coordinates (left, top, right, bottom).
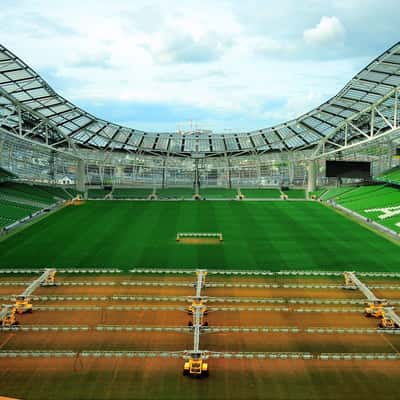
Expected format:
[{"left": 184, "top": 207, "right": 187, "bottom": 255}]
[
  {"left": 2, "top": 330, "right": 400, "bottom": 354},
  {"left": 14, "top": 308, "right": 374, "bottom": 328},
  {"left": 2, "top": 273, "right": 400, "bottom": 400},
  {"left": 178, "top": 237, "right": 221, "bottom": 244}
]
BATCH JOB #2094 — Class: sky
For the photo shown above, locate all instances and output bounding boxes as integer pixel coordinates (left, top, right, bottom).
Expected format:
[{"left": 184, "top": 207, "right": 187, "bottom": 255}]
[{"left": 0, "top": 0, "right": 399, "bottom": 133}]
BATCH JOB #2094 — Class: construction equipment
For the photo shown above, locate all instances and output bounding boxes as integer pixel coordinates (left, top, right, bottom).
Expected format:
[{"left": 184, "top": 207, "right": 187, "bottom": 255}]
[
  {"left": 14, "top": 269, "right": 56, "bottom": 314},
  {"left": 343, "top": 272, "right": 387, "bottom": 317},
  {"left": 183, "top": 352, "right": 209, "bottom": 377},
  {"left": 0, "top": 304, "right": 18, "bottom": 327},
  {"left": 379, "top": 307, "right": 400, "bottom": 329},
  {"left": 183, "top": 305, "right": 209, "bottom": 377}
]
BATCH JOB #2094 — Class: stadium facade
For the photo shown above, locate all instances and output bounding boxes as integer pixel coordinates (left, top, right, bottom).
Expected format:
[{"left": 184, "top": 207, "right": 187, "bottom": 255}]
[{"left": 0, "top": 42, "right": 400, "bottom": 191}]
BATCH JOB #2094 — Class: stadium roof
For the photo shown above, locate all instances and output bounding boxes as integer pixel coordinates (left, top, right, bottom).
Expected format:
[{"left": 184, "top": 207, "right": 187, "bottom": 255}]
[{"left": 0, "top": 42, "right": 400, "bottom": 156}]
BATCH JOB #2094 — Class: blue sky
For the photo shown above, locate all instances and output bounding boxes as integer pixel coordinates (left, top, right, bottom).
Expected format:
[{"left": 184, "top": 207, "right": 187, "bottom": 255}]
[{"left": 0, "top": 0, "right": 399, "bottom": 133}]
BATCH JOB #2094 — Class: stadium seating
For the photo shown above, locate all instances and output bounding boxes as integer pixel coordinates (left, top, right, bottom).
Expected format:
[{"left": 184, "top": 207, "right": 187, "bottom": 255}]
[
  {"left": 282, "top": 189, "right": 306, "bottom": 199},
  {"left": 0, "top": 167, "right": 17, "bottom": 183},
  {"left": 308, "top": 184, "right": 400, "bottom": 231},
  {"left": 375, "top": 166, "right": 400, "bottom": 186},
  {"left": 319, "top": 187, "right": 357, "bottom": 201},
  {"left": 34, "top": 185, "right": 72, "bottom": 200},
  {"left": 88, "top": 188, "right": 111, "bottom": 199},
  {"left": 0, "top": 182, "right": 58, "bottom": 205},
  {"left": 65, "top": 188, "right": 82, "bottom": 198},
  {"left": 309, "top": 189, "right": 327, "bottom": 199},
  {"left": 0, "top": 198, "right": 40, "bottom": 228},
  {"left": 156, "top": 188, "right": 194, "bottom": 199},
  {"left": 199, "top": 188, "right": 237, "bottom": 199},
  {"left": 333, "top": 185, "right": 400, "bottom": 232},
  {"left": 336, "top": 185, "right": 399, "bottom": 209},
  {"left": 240, "top": 188, "right": 281, "bottom": 198},
  {"left": 112, "top": 188, "right": 152, "bottom": 199}
]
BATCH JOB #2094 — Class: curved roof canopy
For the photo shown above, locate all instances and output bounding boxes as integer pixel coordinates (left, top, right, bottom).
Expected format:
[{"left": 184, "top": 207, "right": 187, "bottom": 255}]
[{"left": 0, "top": 42, "right": 400, "bottom": 156}]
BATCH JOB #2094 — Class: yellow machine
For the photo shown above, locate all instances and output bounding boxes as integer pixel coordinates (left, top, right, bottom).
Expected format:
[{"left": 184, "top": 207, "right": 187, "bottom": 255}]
[
  {"left": 0, "top": 304, "right": 18, "bottom": 326},
  {"left": 378, "top": 308, "right": 400, "bottom": 329},
  {"left": 43, "top": 270, "right": 56, "bottom": 285},
  {"left": 188, "top": 298, "right": 208, "bottom": 316},
  {"left": 364, "top": 301, "right": 386, "bottom": 318},
  {"left": 14, "top": 269, "right": 57, "bottom": 314},
  {"left": 183, "top": 353, "right": 209, "bottom": 377},
  {"left": 188, "top": 300, "right": 208, "bottom": 327},
  {"left": 15, "top": 295, "right": 33, "bottom": 314},
  {"left": 68, "top": 196, "right": 83, "bottom": 206},
  {"left": 379, "top": 317, "right": 396, "bottom": 329}
]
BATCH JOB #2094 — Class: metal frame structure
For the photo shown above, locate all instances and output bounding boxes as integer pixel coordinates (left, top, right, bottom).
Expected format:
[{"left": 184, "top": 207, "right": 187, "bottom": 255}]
[
  {"left": 312, "top": 87, "right": 400, "bottom": 160},
  {"left": 1, "top": 42, "right": 400, "bottom": 156},
  {"left": 1, "top": 43, "right": 400, "bottom": 189}
]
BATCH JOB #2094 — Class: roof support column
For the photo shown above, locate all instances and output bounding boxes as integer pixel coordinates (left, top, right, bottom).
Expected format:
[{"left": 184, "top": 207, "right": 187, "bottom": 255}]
[
  {"left": 226, "top": 155, "right": 232, "bottom": 189},
  {"left": 288, "top": 157, "right": 295, "bottom": 185},
  {"left": 307, "top": 159, "right": 317, "bottom": 193},
  {"left": 76, "top": 159, "right": 86, "bottom": 193},
  {"left": 162, "top": 157, "right": 166, "bottom": 189}
]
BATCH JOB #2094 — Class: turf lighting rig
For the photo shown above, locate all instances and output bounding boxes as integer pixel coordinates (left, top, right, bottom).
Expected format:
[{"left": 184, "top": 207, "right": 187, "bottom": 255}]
[
  {"left": 15, "top": 269, "right": 56, "bottom": 314},
  {"left": 343, "top": 272, "right": 400, "bottom": 328},
  {"left": 188, "top": 269, "right": 208, "bottom": 317},
  {"left": 0, "top": 304, "right": 17, "bottom": 327},
  {"left": 183, "top": 305, "right": 209, "bottom": 377},
  {"left": 343, "top": 271, "right": 387, "bottom": 317},
  {"left": 183, "top": 270, "right": 209, "bottom": 377}
]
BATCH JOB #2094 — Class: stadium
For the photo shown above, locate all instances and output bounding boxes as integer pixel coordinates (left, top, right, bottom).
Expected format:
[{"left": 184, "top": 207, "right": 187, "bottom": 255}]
[{"left": 1, "top": 14, "right": 400, "bottom": 400}]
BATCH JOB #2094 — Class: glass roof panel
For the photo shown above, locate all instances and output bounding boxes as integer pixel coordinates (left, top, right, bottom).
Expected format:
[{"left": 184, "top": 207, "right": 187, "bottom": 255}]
[
  {"left": 169, "top": 137, "right": 182, "bottom": 152},
  {"left": 211, "top": 138, "right": 225, "bottom": 152},
  {"left": 238, "top": 136, "right": 252, "bottom": 149},
  {"left": 5, "top": 69, "right": 33, "bottom": 80},
  {"left": 225, "top": 136, "right": 239, "bottom": 150},
  {"left": 198, "top": 139, "right": 210, "bottom": 152},
  {"left": 155, "top": 136, "right": 169, "bottom": 151},
  {"left": 141, "top": 136, "right": 155, "bottom": 149},
  {"left": 0, "top": 61, "right": 21, "bottom": 72},
  {"left": 1, "top": 42, "right": 400, "bottom": 154}
]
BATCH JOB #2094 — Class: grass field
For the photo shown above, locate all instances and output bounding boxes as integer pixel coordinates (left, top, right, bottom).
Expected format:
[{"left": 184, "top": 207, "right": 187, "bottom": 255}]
[{"left": 0, "top": 200, "right": 399, "bottom": 271}]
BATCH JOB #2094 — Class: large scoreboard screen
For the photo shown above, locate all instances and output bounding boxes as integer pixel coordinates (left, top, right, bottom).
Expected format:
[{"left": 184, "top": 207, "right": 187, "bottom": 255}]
[{"left": 325, "top": 161, "right": 371, "bottom": 179}]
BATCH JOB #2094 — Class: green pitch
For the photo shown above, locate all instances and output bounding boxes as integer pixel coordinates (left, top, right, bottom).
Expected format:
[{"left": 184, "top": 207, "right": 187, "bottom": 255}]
[{"left": 0, "top": 200, "right": 399, "bottom": 271}]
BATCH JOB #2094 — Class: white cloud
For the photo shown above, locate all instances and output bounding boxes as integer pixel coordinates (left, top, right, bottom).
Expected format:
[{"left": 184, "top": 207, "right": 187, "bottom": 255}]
[
  {"left": 145, "top": 31, "right": 233, "bottom": 64},
  {"left": 0, "top": 1, "right": 393, "bottom": 132},
  {"left": 251, "top": 37, "right": 297, "bottom": 58},
  {"left": 303, "top": 16, "right": 345, "bottom": 46}
]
